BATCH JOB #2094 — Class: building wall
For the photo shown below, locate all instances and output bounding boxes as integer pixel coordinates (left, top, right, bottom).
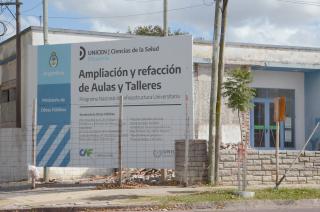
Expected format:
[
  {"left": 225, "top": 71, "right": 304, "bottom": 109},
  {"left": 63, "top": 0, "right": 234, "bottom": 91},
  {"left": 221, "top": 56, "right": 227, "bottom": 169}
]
[
  {"left": 31, "top": 31, "right": 128, "bottom": 46},
  {"left": 193, "top": 42, "right": 319, "bottom": 149},
  {"left": 0, "top": 36, "right": 18, "bottom": 128},
  {"left": 0, "top": 128, "right": 29, "bottom": 183},
  {"left": 194, "top": 42, "right": 320, "bottom": 68},
  {"left": 304, "top": 71, "right": 320, "bottom": 150},
  {"left": 251, "top": 70, "right": 305, "bottom": 149},
  {"left": 194, "top": 63, "right": 241, "bottom": 144},
  {"left": 0, "top": 32, "right": 33, "bottom": 182}
]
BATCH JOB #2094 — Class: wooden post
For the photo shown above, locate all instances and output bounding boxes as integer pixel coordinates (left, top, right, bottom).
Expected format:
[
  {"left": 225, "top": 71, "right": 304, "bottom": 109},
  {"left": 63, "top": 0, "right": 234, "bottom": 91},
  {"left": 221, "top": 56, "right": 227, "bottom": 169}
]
[
  {"left": 160, "top": 169, "right": 167, "bottom": 183},
  {"left": 118, "top": 96, "right": 123, "bottom": 186},
  {"left": 32, "top": 99, "right": 37, "bottom": 189},
  {"left": 276, "top": 121, "right": 280, "bottom": 185},
  {"left": 274, "top": 96, "right": 285, "bottom": 187},
  {"left": 184, "top": 95, "right": 189, "bottom": 186},
  {"left": 160, "top": 0, "right": 169, "bottom": 182}
]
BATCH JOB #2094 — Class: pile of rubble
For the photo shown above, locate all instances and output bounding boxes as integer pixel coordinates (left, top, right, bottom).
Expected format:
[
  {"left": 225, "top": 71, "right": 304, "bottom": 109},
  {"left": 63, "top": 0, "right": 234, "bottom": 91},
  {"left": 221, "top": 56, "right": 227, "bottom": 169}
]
[
  {"left": 220, "top": 143, "right": 253, "bottom": 150},
  {"left": 96, "top": 169, "right": 177, "bottom": 189},
  {"left": 220, "top": 143, "right": 239, "bottom": 150}
]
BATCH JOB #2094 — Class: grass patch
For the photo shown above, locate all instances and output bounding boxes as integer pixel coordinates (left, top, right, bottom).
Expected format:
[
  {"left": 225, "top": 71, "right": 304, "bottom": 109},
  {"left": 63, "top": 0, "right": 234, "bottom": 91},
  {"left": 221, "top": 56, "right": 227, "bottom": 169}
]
[
  {"left": 148, "top": 189, "right": 239, "bottom": 206},
  {"left": 145, "top": 188, "right": 320, "bottom": 206},
  {"left": 255, "top": 188, "right": 320, "bottom": 200}
]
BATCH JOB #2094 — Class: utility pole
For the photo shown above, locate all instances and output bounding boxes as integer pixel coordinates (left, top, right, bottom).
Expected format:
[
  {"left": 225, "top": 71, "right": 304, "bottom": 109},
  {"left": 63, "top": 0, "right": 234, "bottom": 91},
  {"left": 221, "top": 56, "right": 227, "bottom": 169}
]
[
  {"left": 214, "top": 0, "right": 229, "bottom": 185},
  {"left": 42, "top": 0, "right": 49, "bottom": 182},
  {"left": 16, "top": 0, "right": 21, "bottom": 128},
  {"left": 163, "top": 0, "right": 168, "bottom": 36},
  {"left": 43, "top": 0, "right": 48, "bottom": 44},
  {"left": 0, "top": 0, "right": 23, "bottom": 128},
  {"left": 208, "top": 0, "right": 222, "bottom": 184}
]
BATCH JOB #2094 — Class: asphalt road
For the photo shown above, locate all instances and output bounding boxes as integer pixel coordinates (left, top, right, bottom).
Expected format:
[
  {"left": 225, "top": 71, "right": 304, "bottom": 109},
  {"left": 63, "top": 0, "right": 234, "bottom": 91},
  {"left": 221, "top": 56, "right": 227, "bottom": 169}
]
[{"left": 162, "top": 208, "right": 320, "bottom": 212}]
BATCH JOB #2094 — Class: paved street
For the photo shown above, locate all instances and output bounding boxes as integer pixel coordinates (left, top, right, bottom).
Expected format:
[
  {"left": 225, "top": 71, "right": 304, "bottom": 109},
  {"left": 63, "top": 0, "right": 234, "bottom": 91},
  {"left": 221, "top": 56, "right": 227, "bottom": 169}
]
[
  {"left": 1, "top": 184, "right": 320, "bottom": 211},
  {"left": 169, "top": 209, "right": 320, "bottom": 212}
]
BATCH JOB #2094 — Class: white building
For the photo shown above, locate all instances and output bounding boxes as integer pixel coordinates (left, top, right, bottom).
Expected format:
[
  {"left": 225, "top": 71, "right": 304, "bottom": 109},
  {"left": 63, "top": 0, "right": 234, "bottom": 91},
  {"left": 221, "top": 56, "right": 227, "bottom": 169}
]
[{"left": 1, "top": 26, "right": 320, "bottom": 182}]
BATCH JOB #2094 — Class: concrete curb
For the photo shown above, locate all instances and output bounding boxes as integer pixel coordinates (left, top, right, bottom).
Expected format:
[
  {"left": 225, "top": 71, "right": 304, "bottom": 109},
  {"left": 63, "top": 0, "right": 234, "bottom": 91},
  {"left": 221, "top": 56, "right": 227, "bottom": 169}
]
[{"left": 1, "top": 199, "right": 320, "bottom": 211}]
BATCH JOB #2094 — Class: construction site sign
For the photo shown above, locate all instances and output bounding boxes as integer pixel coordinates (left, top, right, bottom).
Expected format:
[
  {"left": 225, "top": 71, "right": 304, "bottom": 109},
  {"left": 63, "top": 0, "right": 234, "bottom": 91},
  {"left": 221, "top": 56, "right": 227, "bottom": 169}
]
[{"left": 33, "top": 36, "right": 194, "bottom": 168}]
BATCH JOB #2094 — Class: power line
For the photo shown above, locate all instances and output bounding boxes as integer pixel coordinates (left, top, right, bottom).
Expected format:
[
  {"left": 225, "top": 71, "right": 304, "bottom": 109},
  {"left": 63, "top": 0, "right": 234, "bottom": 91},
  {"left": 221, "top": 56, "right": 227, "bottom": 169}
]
[
  {"left": 276, "top": 0, "right": 320, "bottom": 6},
  {"left": 5, "top": 5, "right": 15, "bottom": 19},
  {"left": 0, "top": 4, "right": 6, "bottom": 14},
  {"left": 203, "top": 0, "right": 214, "bottom": 6},
  {"left": 0, "top": 5, "right": 6, "bottom": 15},
  {"left": 20, "top": 0, "right": 320, "bottom": 22},
  {"left": 22, "top": 3, "right": 210, "bottom": 20},
  {"left": 124, "top": 0, "right": 162, "bottom": 2},
  {"left": 22, "top": 0, "right": 41, "bottom": 13}
]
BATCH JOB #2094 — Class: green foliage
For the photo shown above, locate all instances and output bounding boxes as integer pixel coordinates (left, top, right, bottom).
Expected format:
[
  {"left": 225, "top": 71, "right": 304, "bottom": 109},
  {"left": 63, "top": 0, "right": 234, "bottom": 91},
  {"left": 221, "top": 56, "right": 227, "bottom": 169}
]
[
  {"left": 223, "top": 68, "right": 256, "bottom": 112},
  {"left": 127, "top": 25, "right": 187, "bottom": 36}
]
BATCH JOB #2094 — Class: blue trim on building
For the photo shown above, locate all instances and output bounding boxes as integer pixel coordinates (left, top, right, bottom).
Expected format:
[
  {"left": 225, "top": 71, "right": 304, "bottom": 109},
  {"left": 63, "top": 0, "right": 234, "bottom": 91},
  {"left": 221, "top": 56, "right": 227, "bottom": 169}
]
[
  {"left": 252, "top": 65, "right": 320, "bottom": 73},
  {"left": 0, "top": 55, "right": 16, "bottom": 65},
  {"left": 304, "top": 72, "right": 320, "bottom": 150}
]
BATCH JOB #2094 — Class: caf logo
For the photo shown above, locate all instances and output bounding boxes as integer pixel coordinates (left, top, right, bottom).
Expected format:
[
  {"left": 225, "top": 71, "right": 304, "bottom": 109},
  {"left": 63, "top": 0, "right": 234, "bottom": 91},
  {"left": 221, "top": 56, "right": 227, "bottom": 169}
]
[{"left": 49, "top": 51, "right": 58, "bottom": 68}]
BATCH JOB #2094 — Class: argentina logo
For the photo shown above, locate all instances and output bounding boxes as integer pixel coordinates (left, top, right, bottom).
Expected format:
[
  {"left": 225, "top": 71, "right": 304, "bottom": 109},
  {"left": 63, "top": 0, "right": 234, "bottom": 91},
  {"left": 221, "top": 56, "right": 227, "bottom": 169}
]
[{"left": 49, "top": 51, "right": 58, "bottom": 68}]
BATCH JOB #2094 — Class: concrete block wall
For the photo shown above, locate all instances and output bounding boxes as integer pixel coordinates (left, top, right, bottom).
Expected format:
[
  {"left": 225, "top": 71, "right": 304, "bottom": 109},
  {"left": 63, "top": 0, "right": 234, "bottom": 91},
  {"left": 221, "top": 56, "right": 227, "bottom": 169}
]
[
  {"left": 0, "top": 128, "right": 28, "bottom": 183},
  {"left": 219, "top": 150, "right": 320, "bottom": 186},
  {"left": 175, "top": 140, "right": 320, "bottom": 186},
  {"left": 36, "top": 167, "right": 112, "bottom": 181},
  {"left": 175, "top": 140, "right": 208, "bottom": 184}
]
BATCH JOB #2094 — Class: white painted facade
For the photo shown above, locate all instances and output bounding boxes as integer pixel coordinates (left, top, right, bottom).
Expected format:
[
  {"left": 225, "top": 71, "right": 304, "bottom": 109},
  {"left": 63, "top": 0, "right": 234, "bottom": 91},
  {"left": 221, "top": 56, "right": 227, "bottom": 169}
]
[{"left": 251, "top": 70, "right": 305, "bottom": 149}]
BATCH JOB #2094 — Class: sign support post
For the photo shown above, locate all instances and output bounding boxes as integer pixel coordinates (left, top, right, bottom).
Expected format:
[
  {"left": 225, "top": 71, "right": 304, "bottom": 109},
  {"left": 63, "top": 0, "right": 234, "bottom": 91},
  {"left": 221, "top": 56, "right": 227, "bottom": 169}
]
[
  {"left": 32, "top": 99, "right": 37, "bottom": 189},
  {"left": 276, "top": 120, "right": 280, "bottom": 184},
  {"left": 184, "top": 95, "right": 189, "bottom": 186},
  {"left": 118, "top": 96, "right": 123, "bottom": 186}
]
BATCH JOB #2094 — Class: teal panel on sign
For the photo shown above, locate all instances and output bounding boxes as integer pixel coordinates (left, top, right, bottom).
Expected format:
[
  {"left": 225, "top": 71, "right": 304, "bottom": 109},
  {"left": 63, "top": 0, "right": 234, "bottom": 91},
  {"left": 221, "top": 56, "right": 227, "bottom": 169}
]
[{"left": 37, "top": 44, "right": 71, "bottom": 85}]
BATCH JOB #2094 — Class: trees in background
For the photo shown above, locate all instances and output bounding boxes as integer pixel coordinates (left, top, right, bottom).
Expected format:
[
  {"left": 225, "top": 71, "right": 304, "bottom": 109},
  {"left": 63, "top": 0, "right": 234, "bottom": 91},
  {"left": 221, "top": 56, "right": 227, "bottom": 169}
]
[{"left": 128, "top": 25, "right": 187, "bottom": 36}]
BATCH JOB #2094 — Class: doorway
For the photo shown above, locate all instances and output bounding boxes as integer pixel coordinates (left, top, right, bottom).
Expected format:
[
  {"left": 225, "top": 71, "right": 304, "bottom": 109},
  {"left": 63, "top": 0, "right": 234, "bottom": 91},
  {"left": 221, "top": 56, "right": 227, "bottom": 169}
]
[
  {"left": 250, "top": 98, "right": 285, "bottom": 149},
  {"left": 250, "top": 88, "right": 295, "bottom": 149}
]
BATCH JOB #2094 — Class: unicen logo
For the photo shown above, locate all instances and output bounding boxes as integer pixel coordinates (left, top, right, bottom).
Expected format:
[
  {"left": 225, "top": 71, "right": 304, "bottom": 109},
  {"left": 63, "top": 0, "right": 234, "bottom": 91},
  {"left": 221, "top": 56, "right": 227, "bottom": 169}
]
[
  {"left": 49, "top": 51, "right": 58, "bottom": 68},
  {"left": 79, "top": 148, "right": 93, "bottom": 157},
  {"left": 79, "top": 46, "right": 86, "bottom": 60}
]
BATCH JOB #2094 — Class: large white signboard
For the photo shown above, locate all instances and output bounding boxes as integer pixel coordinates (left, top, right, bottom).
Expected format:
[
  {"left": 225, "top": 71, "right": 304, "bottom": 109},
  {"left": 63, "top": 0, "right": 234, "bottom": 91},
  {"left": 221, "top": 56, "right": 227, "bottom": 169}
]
[{"left": 35, "top": 36, "right": 193, "bottom": 168}]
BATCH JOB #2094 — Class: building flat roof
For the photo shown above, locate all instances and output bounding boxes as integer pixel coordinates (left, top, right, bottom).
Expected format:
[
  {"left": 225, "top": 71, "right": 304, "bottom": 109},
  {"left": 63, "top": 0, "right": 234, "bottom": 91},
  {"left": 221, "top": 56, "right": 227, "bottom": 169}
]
[{"left": 1, "top": 26, "right": 320, "bottom": 53}]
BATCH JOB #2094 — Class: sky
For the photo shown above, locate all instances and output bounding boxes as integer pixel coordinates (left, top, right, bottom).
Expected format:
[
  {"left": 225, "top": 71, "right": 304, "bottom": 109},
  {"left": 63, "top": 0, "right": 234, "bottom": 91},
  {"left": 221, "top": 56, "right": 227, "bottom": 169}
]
[{"left": 0, "top": 0, "right": 320, "bottom": 47}]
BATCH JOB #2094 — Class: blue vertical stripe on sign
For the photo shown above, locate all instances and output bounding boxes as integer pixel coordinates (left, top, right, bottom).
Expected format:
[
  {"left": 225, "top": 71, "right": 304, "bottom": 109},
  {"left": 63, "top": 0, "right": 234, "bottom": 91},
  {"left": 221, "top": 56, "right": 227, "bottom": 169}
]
[
  {"left": 60, "top": 151, "right": 71, "bottom": 167},
  {"left": 37, "top": 125, "right": 63, "bottom": 165},
  {"left": 46, "top": 129, "right": 70, "bottom": 167},
  {"left": 37, "top": 125, "right": 49, "bottom": 145}
]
